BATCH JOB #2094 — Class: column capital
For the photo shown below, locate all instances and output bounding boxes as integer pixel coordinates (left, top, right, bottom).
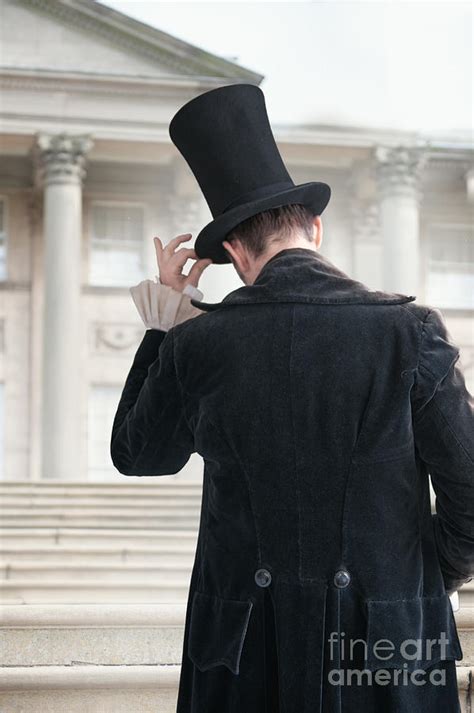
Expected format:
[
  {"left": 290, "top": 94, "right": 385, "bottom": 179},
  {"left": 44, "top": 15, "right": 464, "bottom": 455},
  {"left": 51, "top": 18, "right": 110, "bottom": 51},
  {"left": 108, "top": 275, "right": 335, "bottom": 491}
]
[
  {"left": 374, "top": 144, "right": 428, "bottom": 202},
  {"left": 32, "top": 132, "right": 94, "bottom": 187}
]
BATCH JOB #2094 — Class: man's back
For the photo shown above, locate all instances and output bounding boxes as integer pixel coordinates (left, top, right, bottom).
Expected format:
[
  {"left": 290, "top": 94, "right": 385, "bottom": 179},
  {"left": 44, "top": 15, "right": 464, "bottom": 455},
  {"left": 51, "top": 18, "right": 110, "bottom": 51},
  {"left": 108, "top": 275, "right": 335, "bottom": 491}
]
[{"left": 111, "top": 247, "right": 474, "bottom": 713}]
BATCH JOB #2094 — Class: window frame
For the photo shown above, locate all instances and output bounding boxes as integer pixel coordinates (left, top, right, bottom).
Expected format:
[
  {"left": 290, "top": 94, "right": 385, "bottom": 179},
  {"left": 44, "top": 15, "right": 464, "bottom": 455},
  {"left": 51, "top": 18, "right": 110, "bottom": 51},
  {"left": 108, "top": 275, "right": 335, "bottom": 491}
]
[
  {"left": 87, "top": 199, "right": 150, "bottom": 288},
  {"left": 424, "top": 220, "right": 474, "bottom": 310}
]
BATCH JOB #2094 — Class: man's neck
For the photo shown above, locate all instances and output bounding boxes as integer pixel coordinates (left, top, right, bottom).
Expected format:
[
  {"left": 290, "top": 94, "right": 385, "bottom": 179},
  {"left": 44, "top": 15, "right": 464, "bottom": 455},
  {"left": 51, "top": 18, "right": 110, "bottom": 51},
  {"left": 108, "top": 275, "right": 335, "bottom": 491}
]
[{"left": 246, "top": 241, "right": 318, "bottom": 285}]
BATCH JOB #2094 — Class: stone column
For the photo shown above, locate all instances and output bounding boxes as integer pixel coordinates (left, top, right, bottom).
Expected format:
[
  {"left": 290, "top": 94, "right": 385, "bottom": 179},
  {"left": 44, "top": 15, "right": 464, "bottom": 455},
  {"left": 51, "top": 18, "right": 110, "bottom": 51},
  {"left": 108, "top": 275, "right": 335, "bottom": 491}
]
[
  {"left": 33, "top": 133, "right": 93, "bottom": 479},
  {"left": 374, "top": 145, "right": 427, "bottom": 295}
]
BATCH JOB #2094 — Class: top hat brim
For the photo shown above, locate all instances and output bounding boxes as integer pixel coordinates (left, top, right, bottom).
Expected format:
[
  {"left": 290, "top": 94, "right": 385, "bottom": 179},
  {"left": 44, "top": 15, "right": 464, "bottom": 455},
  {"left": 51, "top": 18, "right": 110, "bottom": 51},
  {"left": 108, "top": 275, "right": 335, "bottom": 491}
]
[{"left": 193, "top": 181, "right": 331, "bottom": 264}]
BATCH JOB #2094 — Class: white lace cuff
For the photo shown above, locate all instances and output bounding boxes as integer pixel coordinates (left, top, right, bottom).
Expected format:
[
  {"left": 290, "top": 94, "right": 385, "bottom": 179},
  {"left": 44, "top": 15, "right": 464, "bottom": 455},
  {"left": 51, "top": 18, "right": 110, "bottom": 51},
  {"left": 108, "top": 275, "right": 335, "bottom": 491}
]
[{"left": 129, "top": 278, "right": 205, "bottom": 332}]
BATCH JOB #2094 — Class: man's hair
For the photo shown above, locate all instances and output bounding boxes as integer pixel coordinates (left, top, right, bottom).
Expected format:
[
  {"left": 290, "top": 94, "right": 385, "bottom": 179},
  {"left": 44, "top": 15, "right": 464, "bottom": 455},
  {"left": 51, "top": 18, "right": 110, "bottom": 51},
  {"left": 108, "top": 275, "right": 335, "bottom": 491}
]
[{"left": 224, "top": 203, "right": 316, "bottom": 260}]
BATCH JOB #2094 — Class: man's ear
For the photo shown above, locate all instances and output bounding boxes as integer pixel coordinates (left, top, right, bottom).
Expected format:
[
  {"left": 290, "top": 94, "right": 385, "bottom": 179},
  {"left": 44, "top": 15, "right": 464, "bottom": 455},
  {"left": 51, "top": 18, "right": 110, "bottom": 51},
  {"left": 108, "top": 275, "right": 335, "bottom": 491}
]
[
  {"left": 222, "top": 238, "right": 238, "bottom": 264},
  {"left": 313, "top": 215, "right": 323, "bottom": 249}
]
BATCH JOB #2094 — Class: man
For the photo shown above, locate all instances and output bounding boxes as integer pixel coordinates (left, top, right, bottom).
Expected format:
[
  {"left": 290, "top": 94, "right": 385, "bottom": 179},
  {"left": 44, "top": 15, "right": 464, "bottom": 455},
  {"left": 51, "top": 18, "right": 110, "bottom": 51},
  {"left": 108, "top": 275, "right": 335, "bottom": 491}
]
[{"left": 110, "top": 85, "right": 474, "bottom": 713}]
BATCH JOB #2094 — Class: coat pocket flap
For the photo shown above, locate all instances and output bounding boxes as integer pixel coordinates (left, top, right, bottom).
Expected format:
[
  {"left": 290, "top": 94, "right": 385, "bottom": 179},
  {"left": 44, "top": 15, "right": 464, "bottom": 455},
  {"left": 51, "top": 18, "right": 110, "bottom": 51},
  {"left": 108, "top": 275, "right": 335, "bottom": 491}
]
[
  {"left": 188, "top": 590, "right": 254, "bottom": 675},
  {"left": 364, "top": 593, "right": 463, "bottom": 672}
]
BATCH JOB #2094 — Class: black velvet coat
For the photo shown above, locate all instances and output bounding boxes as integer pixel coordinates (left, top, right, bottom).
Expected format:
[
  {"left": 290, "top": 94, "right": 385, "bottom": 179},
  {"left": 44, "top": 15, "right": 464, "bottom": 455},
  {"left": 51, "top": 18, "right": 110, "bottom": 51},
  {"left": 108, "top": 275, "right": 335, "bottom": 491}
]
[{"left": 110, "top": 247, "right": 474, "bottom": 713}]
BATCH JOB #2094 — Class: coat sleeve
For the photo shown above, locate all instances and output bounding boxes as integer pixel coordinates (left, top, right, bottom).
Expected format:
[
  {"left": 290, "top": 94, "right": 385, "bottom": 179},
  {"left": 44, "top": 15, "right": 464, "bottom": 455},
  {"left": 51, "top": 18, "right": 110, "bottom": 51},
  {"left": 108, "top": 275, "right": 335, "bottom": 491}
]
[
  {"left": 411, "top": 308, "right": 474, "bottom": 595},
  {"left": 110, "top": 327, "right": 195, "bottom": 477}
]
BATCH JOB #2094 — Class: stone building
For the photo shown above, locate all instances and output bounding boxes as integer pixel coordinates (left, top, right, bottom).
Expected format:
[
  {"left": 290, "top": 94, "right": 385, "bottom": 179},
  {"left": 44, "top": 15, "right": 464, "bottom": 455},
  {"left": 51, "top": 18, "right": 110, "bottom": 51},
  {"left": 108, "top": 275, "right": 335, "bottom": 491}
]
[
  {"left": 0, "top": 1, "right": 472, "bottom": 710},
  {"left": 0, "top": 0, "right": 472, "bottom": 483}
]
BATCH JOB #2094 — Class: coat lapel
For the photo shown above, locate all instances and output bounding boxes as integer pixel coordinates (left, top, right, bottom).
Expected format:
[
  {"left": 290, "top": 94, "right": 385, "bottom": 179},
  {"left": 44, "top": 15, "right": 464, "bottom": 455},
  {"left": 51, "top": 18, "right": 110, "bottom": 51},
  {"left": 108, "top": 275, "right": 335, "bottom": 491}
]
[{"left": 190, "top": 247, "right": 416, "bottom": 312}]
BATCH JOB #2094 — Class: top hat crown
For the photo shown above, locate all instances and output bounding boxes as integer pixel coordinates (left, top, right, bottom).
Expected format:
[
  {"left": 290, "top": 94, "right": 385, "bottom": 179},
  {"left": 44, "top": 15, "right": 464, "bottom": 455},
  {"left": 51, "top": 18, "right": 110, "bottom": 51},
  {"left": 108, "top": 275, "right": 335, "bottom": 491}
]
[{"left": 169, "top": 83, "right": 331, "bottom": 264}]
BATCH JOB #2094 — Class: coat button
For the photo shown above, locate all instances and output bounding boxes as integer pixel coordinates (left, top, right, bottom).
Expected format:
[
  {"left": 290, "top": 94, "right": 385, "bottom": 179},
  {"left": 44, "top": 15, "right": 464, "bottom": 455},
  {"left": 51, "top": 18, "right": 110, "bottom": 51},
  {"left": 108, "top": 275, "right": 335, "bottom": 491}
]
[
  {"left": 255, "top": 568, "right": 272, "bottom": 587},
  {"left": 334, "top": 569, "right": 351, "bottom": 588}
]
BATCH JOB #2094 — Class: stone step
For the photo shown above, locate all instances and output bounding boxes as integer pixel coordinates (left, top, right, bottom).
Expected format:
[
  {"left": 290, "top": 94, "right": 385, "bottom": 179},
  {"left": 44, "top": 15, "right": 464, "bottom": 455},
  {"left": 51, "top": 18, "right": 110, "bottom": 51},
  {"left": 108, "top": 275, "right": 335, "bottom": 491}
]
[
  {"left": 0, "top": 544, "right": 196, "bottom": 563},
  {"left": 1, "top": 666, "right": 469, "bottom": 713},
  {"left": 0, "top": 603, "right": 472, "bottom": 712},
  {"left": 459, "top": 581, "right": 474, "bottom": 608},
  {"left": 1, "top": 517, "right": 200, "bottom": 529},
  {"left": 0, "top": 496, "right": 202, "bottom": 507},
  {"left": 0, "top": 561, "right": 192, "bottom": 582},
  {"left": 0, "top": 603, "right": 186, "bottom": 666},
  {"left": 0, "top": 485, "right": 202, "bottom": 499},
  {"left": 0, "top": 580, "right": 189, "bottom": 603},
  {"left": 0, "top": 528, "right": 199, "bottom": 546},
  {"left": 2, "top": 506, "right": 200, "bottom": 516},
  {"left": 0, "top": 479, "right": 201, "bottom": 490},
  {"left": 1, "top": 603, "right": 470, "bottom": 667},
  {"left": 0, "top": 665, "right": 181, "bottom": 713}
]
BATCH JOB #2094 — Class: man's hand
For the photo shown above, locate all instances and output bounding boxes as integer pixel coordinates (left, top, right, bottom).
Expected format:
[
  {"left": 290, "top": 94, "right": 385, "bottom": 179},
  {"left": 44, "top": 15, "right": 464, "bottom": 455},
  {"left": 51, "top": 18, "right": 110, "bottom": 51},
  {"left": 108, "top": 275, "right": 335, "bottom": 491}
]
[{"left": 154, "top": 233, "right": 212, "bottom": 292}]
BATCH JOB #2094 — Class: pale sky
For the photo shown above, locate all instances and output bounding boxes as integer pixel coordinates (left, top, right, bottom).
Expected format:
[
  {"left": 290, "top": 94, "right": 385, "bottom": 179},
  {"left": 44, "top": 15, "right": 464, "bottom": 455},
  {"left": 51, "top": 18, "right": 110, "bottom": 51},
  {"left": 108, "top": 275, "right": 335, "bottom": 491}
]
[{"left": 102, "top": 0, "right": 472, "bottom": 135}]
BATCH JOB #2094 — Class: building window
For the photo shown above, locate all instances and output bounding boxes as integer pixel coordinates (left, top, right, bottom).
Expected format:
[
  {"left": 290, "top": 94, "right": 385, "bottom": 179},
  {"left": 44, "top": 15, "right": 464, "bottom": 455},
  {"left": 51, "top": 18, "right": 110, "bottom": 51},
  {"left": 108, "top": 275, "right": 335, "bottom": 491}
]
[
  {"left": 88, "top": 384, "right": 123, "bottom": 481},
  {"left": 89, "top": 202, "right": 145, "bottom": 287},
  {"left": 0, "top": 199, "right": 7, "bottom": 281},
  {"left": 426, "top": 223, "right": 474, "bottom": 309}
]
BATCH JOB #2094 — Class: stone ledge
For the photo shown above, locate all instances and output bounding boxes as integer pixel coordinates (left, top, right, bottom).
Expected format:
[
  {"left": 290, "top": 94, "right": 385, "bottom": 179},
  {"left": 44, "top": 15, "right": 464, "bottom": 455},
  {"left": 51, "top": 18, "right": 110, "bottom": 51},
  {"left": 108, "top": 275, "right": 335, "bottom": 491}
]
[
  {"left": 1, "top": 601, "right": 472, "bottom": 629},
  {"left": 0, "top": 665, "right": 180, "bottom": 690},
  {"left": 0, "top": 603, "right": 187, "bottom": 628},
  {"left": 0, "top": 664, "right": 471, "bottom": 692}
]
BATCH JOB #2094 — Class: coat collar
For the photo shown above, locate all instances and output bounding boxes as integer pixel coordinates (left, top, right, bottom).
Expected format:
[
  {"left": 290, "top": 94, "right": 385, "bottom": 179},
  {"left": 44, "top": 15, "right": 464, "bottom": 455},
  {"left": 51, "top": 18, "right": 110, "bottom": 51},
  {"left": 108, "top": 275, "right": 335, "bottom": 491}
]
[{"left": 190, "top": 247, "right": 416, "bottom": 312}]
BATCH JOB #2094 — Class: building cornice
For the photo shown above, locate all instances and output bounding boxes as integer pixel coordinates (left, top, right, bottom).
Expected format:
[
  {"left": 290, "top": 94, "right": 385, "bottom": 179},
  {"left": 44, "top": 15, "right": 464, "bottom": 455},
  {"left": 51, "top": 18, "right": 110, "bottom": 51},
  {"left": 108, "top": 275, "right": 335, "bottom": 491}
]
[
  {"left": 17, "top": 0, "right": 263, "bottom": 83},
  {"left": 273, "top": 123, "right": 474, "bottom": 155},
  {"left": 0, "top": 67, "right": 236, "bottom": 96}
]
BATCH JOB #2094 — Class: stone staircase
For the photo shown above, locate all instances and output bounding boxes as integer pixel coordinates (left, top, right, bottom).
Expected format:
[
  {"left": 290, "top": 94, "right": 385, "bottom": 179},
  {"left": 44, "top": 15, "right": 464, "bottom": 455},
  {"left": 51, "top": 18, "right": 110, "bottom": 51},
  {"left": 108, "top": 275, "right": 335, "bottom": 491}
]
[
  {"left": 0, "top": 480, "right": 201, "bottom": 605},
  {"left": 0, "top": 602, "right": 185, "bottom": 712},
  {"left": 0, "top": 480, "right": 473, "bottom": 711}
]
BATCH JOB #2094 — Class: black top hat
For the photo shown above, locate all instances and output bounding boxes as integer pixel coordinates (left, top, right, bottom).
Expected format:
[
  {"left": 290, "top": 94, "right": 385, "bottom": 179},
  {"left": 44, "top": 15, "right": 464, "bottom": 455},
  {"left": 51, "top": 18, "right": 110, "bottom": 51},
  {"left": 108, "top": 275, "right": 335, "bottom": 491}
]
[{"left": 169, "top": 83, "right": 331, "bottom": 265}]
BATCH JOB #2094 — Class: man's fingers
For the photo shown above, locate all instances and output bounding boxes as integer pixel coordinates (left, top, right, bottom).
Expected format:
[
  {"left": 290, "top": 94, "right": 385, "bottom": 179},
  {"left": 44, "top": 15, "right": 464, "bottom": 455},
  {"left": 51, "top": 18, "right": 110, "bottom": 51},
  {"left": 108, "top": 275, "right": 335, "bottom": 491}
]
[
  {"left": 165, "top": 233, "right": 193, "bottom": 253},
  {"left": 187, "top": 257, "right": 213, "bottom": 285},
  {"left": 154, "top": 235, "right": 192, "bottom": 276},
  {"left": 153, "top": 237, "right": 163, "bottom": 269},
  {"left": 171, "top": 247, "right": 198, "bottom": 270},
  {"left": 153, "top": 234, "right": 211, "bottom": 289}
]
